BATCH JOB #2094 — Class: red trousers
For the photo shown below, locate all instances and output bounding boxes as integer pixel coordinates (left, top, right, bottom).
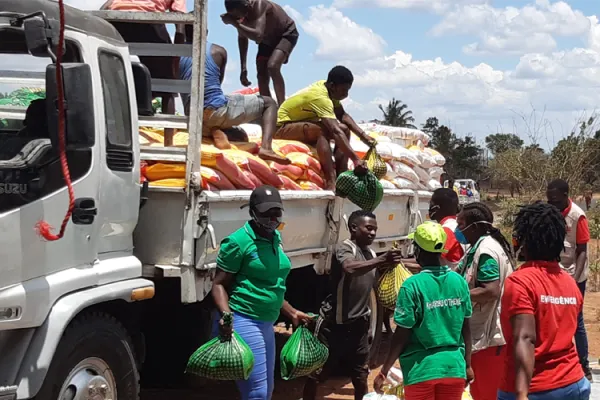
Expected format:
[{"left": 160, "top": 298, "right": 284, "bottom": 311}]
[
  {"left": 470, "top": 346, "right": 506, "bottom": 400},
  {"left": 404, "top": 378, "right": 465, "bottom": 400}
]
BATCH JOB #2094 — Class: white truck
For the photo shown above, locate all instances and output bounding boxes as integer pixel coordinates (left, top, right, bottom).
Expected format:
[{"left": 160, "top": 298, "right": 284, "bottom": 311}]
[{"left": 0, "top": 1, "right": 432, "bottom": 399}]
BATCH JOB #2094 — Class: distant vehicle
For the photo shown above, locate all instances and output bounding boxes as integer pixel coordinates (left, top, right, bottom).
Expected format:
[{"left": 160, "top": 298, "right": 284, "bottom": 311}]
[{"left": 444, "top": 179, "right": 480, "bottom": 205}]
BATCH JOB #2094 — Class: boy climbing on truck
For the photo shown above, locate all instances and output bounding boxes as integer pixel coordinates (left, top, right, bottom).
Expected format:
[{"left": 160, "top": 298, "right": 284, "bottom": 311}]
[
  {"left": 275, "top": 66, "right": 374, "bottom": 190},
  {"left": 221, "top": 0, "right": 299, "bottom": 106},
  {"left": 180, "top": 25, "right": 290, "bottom": 165}
]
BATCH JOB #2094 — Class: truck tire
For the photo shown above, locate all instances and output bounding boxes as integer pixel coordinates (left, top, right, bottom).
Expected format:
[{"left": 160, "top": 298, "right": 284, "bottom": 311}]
[
  {"left": 34, "top": 311, "right": 140, "bottom": 400},
  {"left": 368, "top": 288, "right": 384, "bottom": 368}
]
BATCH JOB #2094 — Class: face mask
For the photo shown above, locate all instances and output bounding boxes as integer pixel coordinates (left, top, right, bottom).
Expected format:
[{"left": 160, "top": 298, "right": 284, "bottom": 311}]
[
  {"left": 454, "top": 226, "right": 469, "bottom": 245},
  {"left": 454, "top": 221, "right": 492, "bottom": 245},
  {"left": 251, "top": 210, "right": 282, "bottom": 233},
  {"left": 428, "top": 205, "right": 440, "bottom": 219}
]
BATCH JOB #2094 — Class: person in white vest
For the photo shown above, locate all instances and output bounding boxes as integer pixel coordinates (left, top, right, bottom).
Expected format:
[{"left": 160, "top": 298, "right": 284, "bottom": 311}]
[
  {"left": 455, "top": 202, "right": 515, "bottom": 400},
  {"left": 547, "top": 179, "right": 592, "bottom": 382}
]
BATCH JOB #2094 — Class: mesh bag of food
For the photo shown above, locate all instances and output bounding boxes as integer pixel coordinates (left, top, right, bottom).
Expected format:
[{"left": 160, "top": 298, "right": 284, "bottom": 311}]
[
  {"left": 365, "top": 147, "right": 387, "bottom": 180},
  {"left": 280, "top": 317, "right": 329, "bottom": 380},
  {"left": 279, "top": 175, "right": 303, "bottom": 190},
  {"left": 378, "top": 263, "right": 413, "bottom": 310},
  {"left": 186, "top": 313, "right": 255, "bottom": 380},
  {"left": 336, "top": 170, "right": 384, "bottom": 212}
]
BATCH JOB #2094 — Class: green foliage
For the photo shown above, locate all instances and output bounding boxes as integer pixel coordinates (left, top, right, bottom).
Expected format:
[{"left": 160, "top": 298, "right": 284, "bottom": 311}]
[
  {"left": 423, "top": 117, "right": 485, "bottom": 179},
  {"left": 378, "top": 98, "right": 417, "bottom": 129},
  {"left": 485, "top": 133, "right": 524, "bottom": 156}
]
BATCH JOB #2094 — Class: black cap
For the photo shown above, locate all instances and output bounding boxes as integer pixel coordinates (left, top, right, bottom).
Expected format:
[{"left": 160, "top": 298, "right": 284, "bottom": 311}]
[{"left": 241, "top": 185, "right": 284, "bottom": 213}]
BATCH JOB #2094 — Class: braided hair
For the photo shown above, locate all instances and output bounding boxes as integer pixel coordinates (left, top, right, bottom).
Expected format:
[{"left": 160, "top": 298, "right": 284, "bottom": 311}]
[
  {"left": 514, "top": 202, "right": 566, "bottom": 261},
  {"left": 461, "top": 202, "right": 515, "bottom": 267}
]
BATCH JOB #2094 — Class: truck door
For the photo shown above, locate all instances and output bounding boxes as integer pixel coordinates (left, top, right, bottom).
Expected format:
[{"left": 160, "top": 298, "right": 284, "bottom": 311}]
[{"left": 0, "top": 31, "right": 102, "bottom": 314}]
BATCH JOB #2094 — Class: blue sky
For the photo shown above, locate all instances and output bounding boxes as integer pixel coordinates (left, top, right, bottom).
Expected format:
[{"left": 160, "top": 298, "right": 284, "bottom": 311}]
[{"left": 67, "top": 0, "right": 600, "bottom": 147}]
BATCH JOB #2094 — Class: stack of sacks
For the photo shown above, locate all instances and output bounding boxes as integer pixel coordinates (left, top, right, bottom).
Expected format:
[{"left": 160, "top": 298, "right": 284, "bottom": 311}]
[
  {"left": 270, "top": 140, "right": 325, "bottom": 190},
  {"left": 140, "top": 127, "right": 325, "bottom": 191},
  {"left": 357, "top": 123, "right": 430, "bottom": 147},
  {"left": 407, "top": 145, "right": 446, "bottom": 191}
]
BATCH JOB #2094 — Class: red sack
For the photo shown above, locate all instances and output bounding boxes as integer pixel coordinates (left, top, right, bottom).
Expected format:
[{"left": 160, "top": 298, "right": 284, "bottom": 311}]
[
  {"left": 244, "top": 171, "right": 263, "bottom": 188},
  {"left": 271, "top": 162, "right": 304, "bottom": 180},
  {"left": 301, "top": 169, "right": 325, "bottom": 189}
]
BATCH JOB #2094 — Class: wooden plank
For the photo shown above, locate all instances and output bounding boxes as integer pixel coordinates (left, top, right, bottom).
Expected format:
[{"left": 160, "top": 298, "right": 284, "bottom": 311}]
[
  {"left": 139, "top": 114, "right": 188, "bottom": 129},
  {"left": 90, "top": 10, "right": 195, "bottom": 24},
  {"left": 128, "top": 43, "right": 192, "bottom": 57}
]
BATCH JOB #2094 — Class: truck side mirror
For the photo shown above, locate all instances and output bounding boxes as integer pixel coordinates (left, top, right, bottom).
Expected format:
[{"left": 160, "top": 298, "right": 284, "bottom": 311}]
[
  {"left": 46, "top": 63, "right": 95, "bottom": 150},
  {"left": 132, "top": 62, "right": 153, "bottom": 116},
  {"left": 22, "top": 16, "right": 63, "bottom": 58}
]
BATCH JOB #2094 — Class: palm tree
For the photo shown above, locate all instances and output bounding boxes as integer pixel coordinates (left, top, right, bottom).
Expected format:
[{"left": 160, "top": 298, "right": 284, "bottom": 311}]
[{"left": 378, "top": 98, "right": 417, "bottom": 129}]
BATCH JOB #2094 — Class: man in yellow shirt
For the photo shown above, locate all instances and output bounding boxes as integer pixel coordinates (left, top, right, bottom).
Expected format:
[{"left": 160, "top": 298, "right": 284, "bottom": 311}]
[{"left": 276, "top": 66, "right": 375, "bottom": 190}]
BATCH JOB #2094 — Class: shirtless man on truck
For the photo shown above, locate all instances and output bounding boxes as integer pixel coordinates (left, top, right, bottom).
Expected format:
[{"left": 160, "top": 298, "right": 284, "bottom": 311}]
[{"left": 221, "top": 0, "right": 299, "bottom": 106}]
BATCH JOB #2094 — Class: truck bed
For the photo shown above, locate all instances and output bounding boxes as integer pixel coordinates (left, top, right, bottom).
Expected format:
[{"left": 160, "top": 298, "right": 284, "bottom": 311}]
[{"left": 133, "top": 186, "right": 432, "bottom": 273}]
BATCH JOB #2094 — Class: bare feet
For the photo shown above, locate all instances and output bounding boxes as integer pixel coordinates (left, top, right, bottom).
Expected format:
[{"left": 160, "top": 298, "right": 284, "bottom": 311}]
[
  {"left": 258, "top": 148, "right": 291, "bottom": 165},
  {"left": 212, "top": 129, "right": 232, "bottom": 150}
]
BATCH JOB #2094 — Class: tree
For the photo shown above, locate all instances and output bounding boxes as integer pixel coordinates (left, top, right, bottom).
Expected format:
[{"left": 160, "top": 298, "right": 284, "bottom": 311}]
[
  {"left": 485, "top": 133, "right": 524, "bottom": 156},
  {"left": 378, "top": 99, "right": 417, "bottom": 129},
  {"left": 422, "top": 117, "right": 484, "bottom": 179}
]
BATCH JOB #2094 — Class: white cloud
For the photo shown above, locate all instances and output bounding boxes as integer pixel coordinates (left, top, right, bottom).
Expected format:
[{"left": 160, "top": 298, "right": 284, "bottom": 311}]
[
  {"left": 284, "top": 5, "right": 386, "bottom": 61},
  {"left": 431, "top": 1, "right": 591, "bottom": 55},
  {"left": 332, "top": 0, "right": 487, "bottom": 14},
  {"left": 65, "top": 0, "right": 106, "bottom": 10}
]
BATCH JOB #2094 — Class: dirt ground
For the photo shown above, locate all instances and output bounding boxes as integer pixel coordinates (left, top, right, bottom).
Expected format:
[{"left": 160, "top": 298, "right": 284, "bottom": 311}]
[
  {"left": 142, "top": 292, "right": 600, "bottom": 400},
  {"left": 142, "top": 325, "right": 397, "bottom": 400}
]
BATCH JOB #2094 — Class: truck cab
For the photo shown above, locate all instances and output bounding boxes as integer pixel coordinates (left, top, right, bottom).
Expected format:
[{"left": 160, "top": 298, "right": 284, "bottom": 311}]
[{"left": 0, "top": 1, "right": 431, "bottom": 399}]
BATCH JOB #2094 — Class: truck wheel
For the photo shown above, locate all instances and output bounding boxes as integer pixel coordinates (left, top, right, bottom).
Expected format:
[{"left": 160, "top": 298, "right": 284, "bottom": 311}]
[
  {"left": 368, "top": 288, "right": 384, "bottom": 368},
  {"left": 35, "top": 311, "right": 139, "bottom": 400}
]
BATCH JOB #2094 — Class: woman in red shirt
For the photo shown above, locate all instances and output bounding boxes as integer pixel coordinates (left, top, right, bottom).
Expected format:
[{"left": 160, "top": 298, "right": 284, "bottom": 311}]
[{"left": 498, "top": 203, "right": 591, "bottom": 400}]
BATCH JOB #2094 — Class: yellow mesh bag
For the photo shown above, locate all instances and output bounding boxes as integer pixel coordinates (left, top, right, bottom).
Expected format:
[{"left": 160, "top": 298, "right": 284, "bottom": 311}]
[
  {"left": 365, "top": 147, "right": 387, "bottom": 180},
  {"left": 377, "top": 263, "right": 412, "bottom": 311}
]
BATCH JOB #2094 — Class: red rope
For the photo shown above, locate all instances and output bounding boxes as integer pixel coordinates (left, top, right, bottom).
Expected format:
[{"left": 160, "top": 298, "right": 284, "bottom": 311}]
[{"left": 36, "top": 0, "right": 75, "bottom": 241}]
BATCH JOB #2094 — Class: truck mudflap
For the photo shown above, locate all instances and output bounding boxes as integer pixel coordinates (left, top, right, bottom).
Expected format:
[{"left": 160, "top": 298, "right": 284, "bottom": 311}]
[{"left": 14, "top": 278, "right": 154, "bottom": 400}]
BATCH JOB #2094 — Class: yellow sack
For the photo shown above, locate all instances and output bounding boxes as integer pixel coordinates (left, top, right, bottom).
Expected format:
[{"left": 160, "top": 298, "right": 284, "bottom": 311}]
[
  {"left": 378, "top": 263, "right": 412, "bottom": 310},
  {"left": 463, "top": 388, "right": 473, "bottom": 400},
  {"left": 145, "top": 163, "right": 186, "bottom": 181},
  {"left": 149, "top": 178, "right": 186, "bottom": 188},
  {"left": 365, "top": 147, "right": 386, "bottom": 180}
]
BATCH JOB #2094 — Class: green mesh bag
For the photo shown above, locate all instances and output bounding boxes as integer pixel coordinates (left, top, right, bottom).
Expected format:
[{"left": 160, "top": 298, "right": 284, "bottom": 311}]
[
  {"left": 280, "top": 317, "right": 329, "bottom": 380},
  {"left": 336, "top": 170, "right": 384, "bottom": 212},
  {"left": 185, "top": 313, "right": 254, "bottom": 380}
]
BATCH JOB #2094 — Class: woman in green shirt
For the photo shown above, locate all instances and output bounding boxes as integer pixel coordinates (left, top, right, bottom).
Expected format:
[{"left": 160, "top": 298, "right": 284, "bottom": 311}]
[
  {"left": 375, "top": 221, "right": 473, "bottom": 400},
  {"left": 455, "top": 202, "right": 514, "bottom": 400},
  {"left": 211, "top": 185, "right": 311, "bottom": 400}
]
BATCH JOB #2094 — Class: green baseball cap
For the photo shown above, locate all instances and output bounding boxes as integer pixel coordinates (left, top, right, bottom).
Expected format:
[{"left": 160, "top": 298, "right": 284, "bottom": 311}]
[{"left": 408, "top": 221, "right": 448, "bottom": 253}]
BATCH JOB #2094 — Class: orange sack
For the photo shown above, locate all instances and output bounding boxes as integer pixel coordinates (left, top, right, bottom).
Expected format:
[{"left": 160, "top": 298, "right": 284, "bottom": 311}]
[
  {"left": 300, "top": 169, "right": 325, "bottom": 189},
  {"left": 287, "top": 152, "right": 322, "bottom": 174},
  {"left": 271, "top": 162, "right": 304, "bottom": 181},
  {"left": 149, "top": 178, "right": 186, "bottom": 188},
  {"left": 145, "top": 163, "right": 186, "bottom": 181},
  {"left": 279, "top": 175, "right": 303, "bottom": 190},
  {"left": 201, "top": 166, "right": 236, "bottom": 191},
  {"left": 223, "top": 149, "right": 283, "bottom": 188},
  {"left": 202, "top": 145, "right": 256, "bottom": 189}
]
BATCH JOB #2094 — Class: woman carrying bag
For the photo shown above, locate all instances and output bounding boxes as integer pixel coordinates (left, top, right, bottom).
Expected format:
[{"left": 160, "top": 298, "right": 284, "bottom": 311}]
[
  {"left": 211, "top": 185, "right": 312, "bottom": 400},
  {"left": 455, "top": 202, "right": 514, "bottom": 400}
]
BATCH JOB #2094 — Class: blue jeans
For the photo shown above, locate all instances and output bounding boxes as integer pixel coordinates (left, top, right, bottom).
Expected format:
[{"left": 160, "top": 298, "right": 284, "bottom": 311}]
[
  {"left": 497, "top": 377, "right": 591, "bottom": 400},
  {"left": 576, "top": 280, "right": 590, "bottom": 370},
  {"left": 212, "top": 312, "right": 276, "bottom": 400}
]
